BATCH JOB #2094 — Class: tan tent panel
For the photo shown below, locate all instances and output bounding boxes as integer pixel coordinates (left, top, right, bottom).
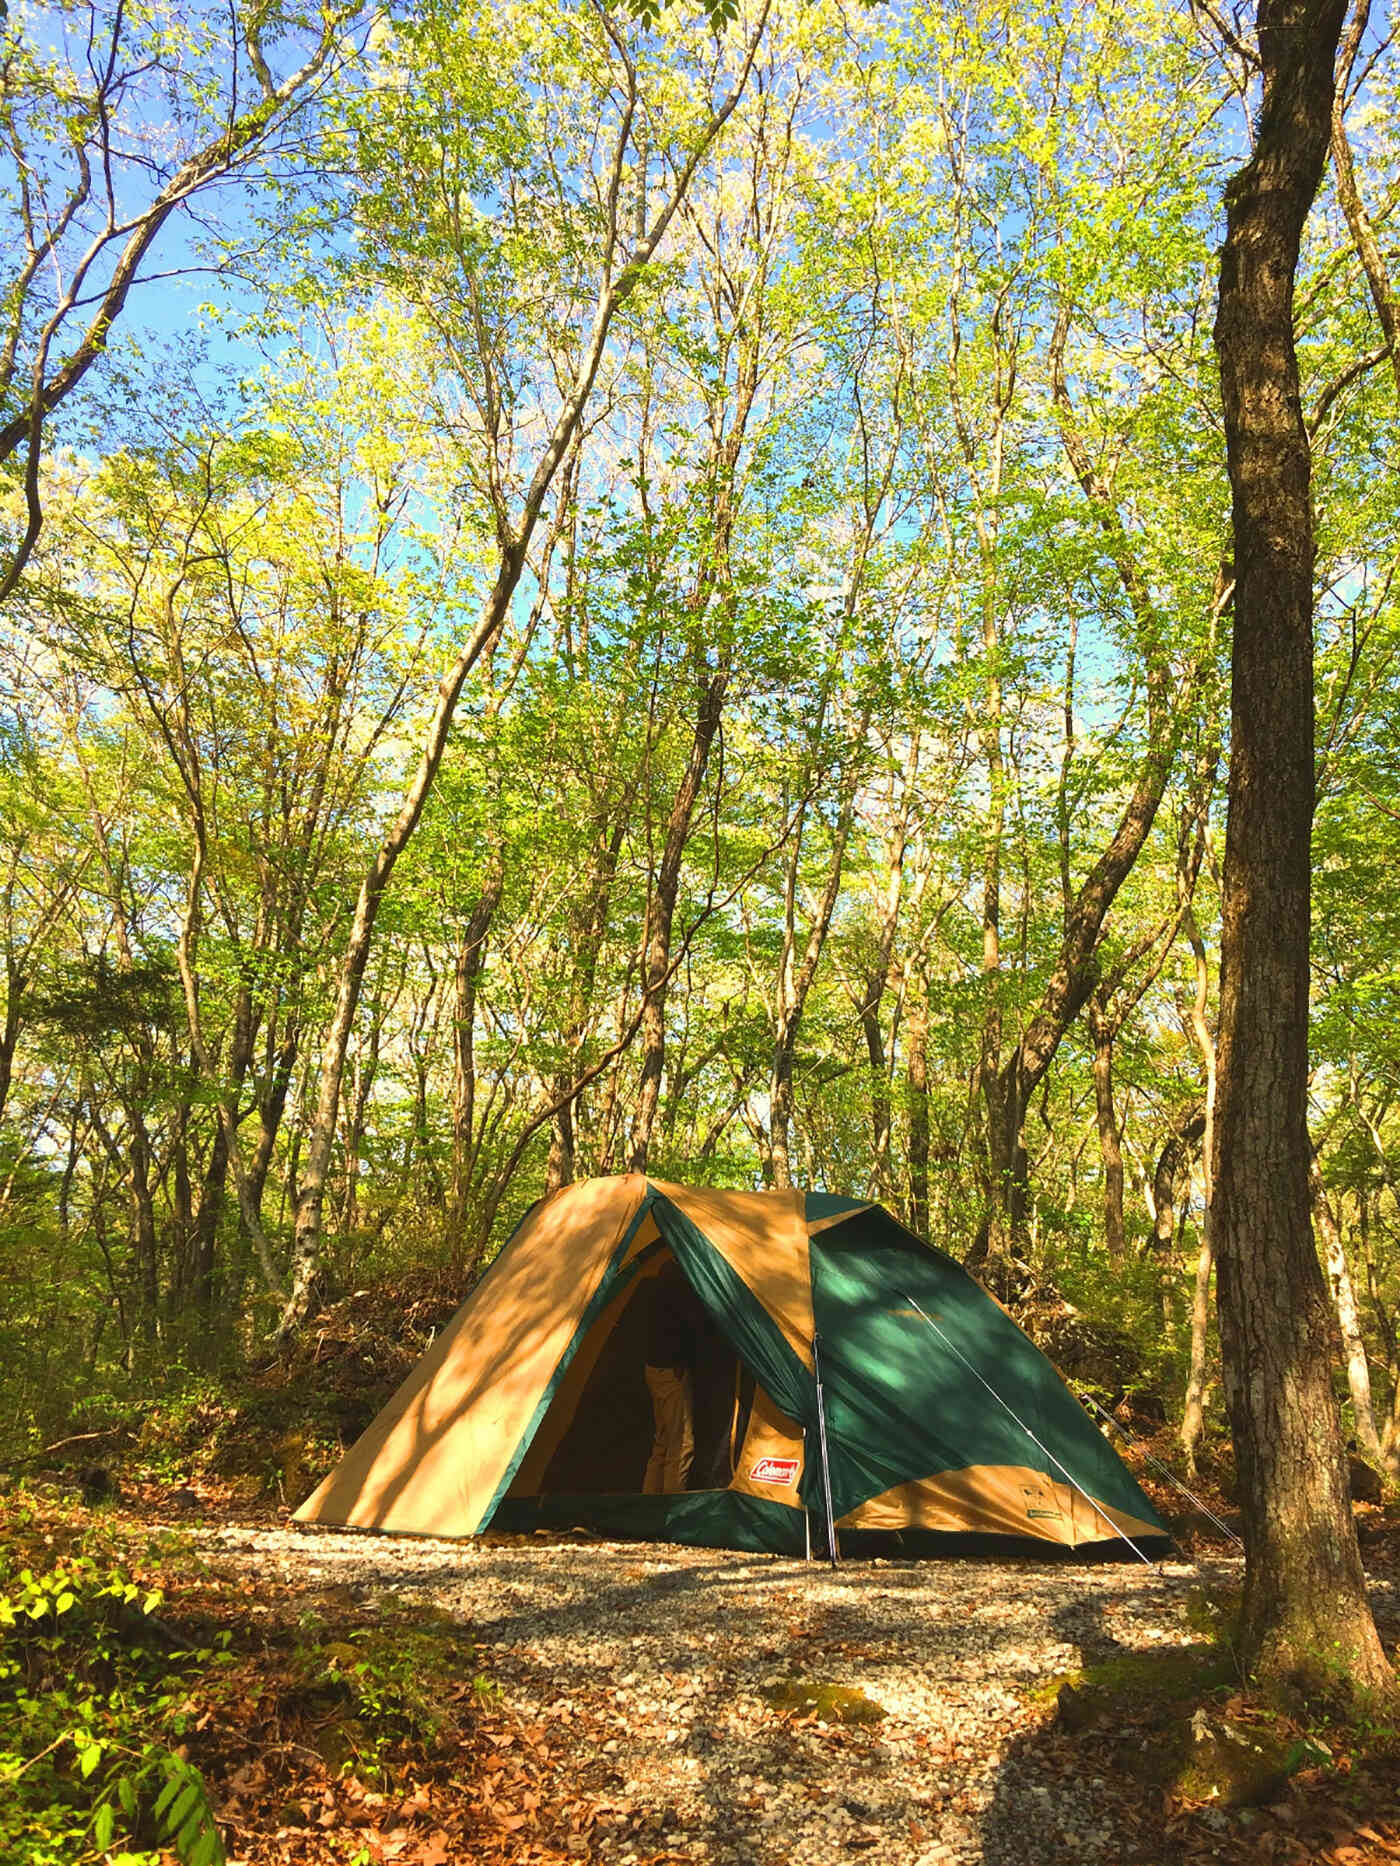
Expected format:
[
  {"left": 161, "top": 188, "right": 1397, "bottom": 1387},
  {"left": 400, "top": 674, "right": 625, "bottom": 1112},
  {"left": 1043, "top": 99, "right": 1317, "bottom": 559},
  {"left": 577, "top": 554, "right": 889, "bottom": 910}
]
[
  {"left": 295, "top": 1176, "right": 647, "bottom": 1537},
  {"left": 728, "top": 1387, "right": 806, "bottom": 1508},
  {"left": 652, "top": 1179, "right": 814, "bottom": 1371},
  {"left": 837, "top": 1467, "right": 1162, "bottom": 1547}
]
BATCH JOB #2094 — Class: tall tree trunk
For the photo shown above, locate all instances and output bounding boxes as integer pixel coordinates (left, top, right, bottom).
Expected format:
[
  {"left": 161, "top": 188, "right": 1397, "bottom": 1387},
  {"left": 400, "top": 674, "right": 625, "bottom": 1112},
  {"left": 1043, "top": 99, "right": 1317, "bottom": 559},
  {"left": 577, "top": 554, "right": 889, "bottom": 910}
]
[
  {"left": 1148, "top": 1101, "right": 1205, "bottom": 1338},
  {"left": 168, "top": 1098, "right": 194, "bottom": 1314},
  {"left": 248, "top": 1030, "right": 298, "bottom": 1214},
  {"left": 628, "top": 281, "right": 764, "bottom": 1173},
  {"left": 0, "top": 955, "right": 23, "bottom": 1126},
  {"left": 767, "top": 715, "right": 867, "bottom": 1189},
  {"left": 1180, "top": 908, "right": 1218, "bottom": 1473},
  {"left": 627, "top": 665, "right": 729, "bottom": 1171},
  {"left": 1150, "top": 1105, "right": 1206, "bottom": 1257},
  {"left": 1330, "top": 0, "right": 1400, "bottom": 399},
  {"left": 905, "top": 959, "right": 931, "bottom": 1237},
  {"left": 546, "top": 814, "right": 629, "bottom": 1192},
  {"left": 857, "top": 775, "right": 913, "bottom": 1202},
  {"left": 189, "top": 977, "right": 257, "bottom": 1323},
  {"left": 1212, "top": 0, "right": 1391, "bottom": 1690},
  {"left": 447, "top": 854, "right": 504, "bottom": 1247},
  {"left": 127, "top": 1109, "right": 160, "bottom": 1346},
  {"left": 1181, "top": 1221, "right": 1216, "bottom": 1479},
  {"left": 971, "top": 654, "right": 1177, "bottom": 1296}
]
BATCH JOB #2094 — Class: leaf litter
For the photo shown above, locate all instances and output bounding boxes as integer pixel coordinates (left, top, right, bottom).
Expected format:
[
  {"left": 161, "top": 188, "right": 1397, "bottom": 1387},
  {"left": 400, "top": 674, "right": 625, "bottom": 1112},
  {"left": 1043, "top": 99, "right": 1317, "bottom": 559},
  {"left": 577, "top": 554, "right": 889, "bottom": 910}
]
[{"left": 6, "top": 1483, "right": 1399, "bottom": 1866}]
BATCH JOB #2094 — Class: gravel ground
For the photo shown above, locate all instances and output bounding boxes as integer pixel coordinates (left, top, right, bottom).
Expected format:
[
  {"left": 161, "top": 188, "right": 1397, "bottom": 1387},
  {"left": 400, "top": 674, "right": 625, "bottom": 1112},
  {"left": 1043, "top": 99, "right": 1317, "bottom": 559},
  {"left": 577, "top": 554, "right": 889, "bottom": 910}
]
[{"left": 190, "top": 1524, "right": 1312, "bottom": 1866}]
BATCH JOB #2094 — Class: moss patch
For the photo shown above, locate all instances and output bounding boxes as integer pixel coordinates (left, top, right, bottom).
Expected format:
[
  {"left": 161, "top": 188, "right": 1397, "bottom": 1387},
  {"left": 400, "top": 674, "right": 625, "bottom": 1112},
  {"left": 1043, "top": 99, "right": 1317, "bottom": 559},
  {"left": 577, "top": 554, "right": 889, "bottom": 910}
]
[
  {"left": 761, "top": 1679, "right": 887, "bottom": 1724},
  {"left": 1027, "top": 1641, "right": 1235, "bottom": 1711},
  {"left": 1181, "top": 1584, "right": 1242, "bottom": 1643},
  {"left": 1174, "top": 1708, "right": 1325, "bottom": 1807},
  {"left": 1027, "top": 1640, "right": 1363, "bottom": 1813}
]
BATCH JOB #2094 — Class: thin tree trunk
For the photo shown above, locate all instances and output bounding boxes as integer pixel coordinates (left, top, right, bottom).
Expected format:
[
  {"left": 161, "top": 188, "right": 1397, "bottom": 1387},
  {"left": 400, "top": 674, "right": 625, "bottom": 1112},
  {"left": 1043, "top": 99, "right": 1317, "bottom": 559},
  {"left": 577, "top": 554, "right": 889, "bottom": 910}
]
[
  {"left": 768, "top": 713, "right": 868, "bottom": 1189},
  {"left": 905, "top": 959, "right": 931, "bottom": 1237},
  {"left": 1330, "top": 0, "right": 1400, "bottom": 398},
  {"left": 547, "top": 815, "right": 629, "bottom": 1191},
  {"left": 189, "top": 977, "right": 257, "bottom": 1324},
  {"left": 0, "top": 955, "right": 23, "bottom": 1126},
  {"left": 1311, "top": 1162, "right": 1389, "bottom": 1471},
  {"left": 1151, "top": 1105, "right": 1206, "bottom": 1256},
  {"left": 628, "top": 665, "right": 729, "bottom": 1171},
  {"left": 128, "top": 1112, "right": 160, "bottom": 1345},
  {"left": 1089, "top": 1005, "right": 1126, "bottom": 1259},
  {"left": 857, "top": 776, "right": 913, "bottom": 1202},
  {"left": 1181, "top": 1224, "right": 1215, "bottom": 1479},
  {"left": 1211, "top": 0, "right": 1391, "bottom": 1689},
  {"left": 447, "top": 854, "right": 504, "bottom": 1248},
  {"left": 1179, "top": 907, "right": 1217, "bottom": 1472},
  {"left": 277, "top": 23, "right": 772, "bottom": 1341},
  {"left": 628, "top": 281, "right": 765, "bottom": 1173}
]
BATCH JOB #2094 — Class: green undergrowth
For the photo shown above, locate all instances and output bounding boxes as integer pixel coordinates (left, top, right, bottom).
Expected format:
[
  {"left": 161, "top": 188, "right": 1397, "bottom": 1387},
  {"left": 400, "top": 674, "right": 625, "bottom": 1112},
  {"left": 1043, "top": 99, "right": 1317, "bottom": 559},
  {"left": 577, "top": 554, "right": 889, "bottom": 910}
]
[
  {"left": 289, "top": 1603, "right": 497, "bottom": 1784},
  {"left": 3, "top": 1269, "right": 471, "bottom": 1505},
  {"left": 0, "top": 1486, "right": 498, "bottom": 1864},
  {"left": 0, "top": 1549, "right": 231, "bottom": 1866}
]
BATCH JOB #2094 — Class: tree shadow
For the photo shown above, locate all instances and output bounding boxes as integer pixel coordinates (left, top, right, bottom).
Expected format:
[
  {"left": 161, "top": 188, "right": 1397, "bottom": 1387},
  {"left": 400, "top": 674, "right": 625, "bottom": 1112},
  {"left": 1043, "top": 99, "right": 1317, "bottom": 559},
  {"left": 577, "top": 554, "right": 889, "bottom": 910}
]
[{"left": 979, "top": 1594, "right": 1196, "bottom": 1866}]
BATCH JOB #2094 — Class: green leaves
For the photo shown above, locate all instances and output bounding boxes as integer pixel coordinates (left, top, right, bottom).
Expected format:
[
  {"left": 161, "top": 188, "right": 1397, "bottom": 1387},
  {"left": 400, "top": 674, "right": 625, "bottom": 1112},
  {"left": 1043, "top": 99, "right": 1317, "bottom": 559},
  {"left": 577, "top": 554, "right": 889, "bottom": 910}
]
[
  {"left": 626, "top": 0, "right": 740, "bottom": 27},
  {"left": 1, "top": 1555, "right": 225, "bottom": 1866},
  {"left": 151, "top": 1751, "right": 227, "bottom": 1866}
]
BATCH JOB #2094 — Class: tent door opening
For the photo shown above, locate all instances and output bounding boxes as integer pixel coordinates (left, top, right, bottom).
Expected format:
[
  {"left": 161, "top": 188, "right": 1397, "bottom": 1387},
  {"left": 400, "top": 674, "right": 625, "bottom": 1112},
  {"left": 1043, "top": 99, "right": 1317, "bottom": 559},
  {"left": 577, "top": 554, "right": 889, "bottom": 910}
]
[{"left": 504, "top": 1247, "right": 755, "bottom": 1498}]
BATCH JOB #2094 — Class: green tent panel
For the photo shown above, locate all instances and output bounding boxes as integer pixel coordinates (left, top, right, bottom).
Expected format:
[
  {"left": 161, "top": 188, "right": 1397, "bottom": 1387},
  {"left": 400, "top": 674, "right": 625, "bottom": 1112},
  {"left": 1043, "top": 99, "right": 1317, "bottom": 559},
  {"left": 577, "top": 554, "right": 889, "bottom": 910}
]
[{"left": 294, "top": 1175, "right": 1171, "bottom": 1559}]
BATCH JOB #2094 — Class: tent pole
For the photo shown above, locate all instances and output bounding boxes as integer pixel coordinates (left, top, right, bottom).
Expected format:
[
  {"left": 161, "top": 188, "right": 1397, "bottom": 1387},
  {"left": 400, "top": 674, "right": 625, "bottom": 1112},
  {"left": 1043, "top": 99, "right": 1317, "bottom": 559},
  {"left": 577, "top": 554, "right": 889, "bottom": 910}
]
[
  {"left": 800, "top": 1429, "right": 813, "bottom": 1561},
  {"left": 812, "top": 1331, "right": 840, "bottom": 1568},
  {"left": 802, "top": 1430, "right": 812, "bottom": 1562}
]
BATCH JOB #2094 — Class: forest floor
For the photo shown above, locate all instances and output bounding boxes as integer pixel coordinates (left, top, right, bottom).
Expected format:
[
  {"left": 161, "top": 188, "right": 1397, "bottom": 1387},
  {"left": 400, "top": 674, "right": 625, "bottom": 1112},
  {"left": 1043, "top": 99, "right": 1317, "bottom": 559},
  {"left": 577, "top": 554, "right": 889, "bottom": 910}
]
[{"left": 4, "top": 1480, "right": 1400, "bottom": 1866}]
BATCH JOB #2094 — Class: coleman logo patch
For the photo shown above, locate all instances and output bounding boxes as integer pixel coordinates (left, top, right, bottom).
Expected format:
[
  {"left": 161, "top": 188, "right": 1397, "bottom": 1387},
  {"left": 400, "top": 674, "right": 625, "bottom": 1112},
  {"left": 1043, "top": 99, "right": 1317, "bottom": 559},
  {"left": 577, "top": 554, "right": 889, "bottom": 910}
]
[{"left": 749, "top": 1456, "right": 800, "bottom": 1486}]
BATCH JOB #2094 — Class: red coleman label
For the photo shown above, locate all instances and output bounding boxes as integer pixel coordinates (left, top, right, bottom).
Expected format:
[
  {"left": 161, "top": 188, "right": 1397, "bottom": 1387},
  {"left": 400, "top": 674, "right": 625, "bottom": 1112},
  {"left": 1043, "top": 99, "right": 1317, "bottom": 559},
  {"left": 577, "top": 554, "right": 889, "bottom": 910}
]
[{"left": 749, "top": 1456, "right": 800, "bottom": 1486}]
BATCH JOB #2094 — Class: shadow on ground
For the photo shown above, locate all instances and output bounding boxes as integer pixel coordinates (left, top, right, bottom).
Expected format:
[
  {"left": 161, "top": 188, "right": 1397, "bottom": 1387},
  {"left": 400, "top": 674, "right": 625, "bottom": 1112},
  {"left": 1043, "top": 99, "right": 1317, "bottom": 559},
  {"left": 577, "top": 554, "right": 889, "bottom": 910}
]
[{"left": 980, "top": 1593, "right": 1400, "bottom": 1866}]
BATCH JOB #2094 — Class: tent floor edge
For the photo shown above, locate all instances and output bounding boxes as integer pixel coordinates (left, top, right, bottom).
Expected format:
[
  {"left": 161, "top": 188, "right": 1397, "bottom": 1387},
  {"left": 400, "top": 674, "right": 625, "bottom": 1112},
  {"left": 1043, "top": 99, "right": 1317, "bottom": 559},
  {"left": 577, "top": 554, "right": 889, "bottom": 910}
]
[
  {"left": 489, "top": 1490, "right": 806, "bottom": 1554},
  {"left": 488, "top": 1495, "right": 1176, "bottom": 1562}
]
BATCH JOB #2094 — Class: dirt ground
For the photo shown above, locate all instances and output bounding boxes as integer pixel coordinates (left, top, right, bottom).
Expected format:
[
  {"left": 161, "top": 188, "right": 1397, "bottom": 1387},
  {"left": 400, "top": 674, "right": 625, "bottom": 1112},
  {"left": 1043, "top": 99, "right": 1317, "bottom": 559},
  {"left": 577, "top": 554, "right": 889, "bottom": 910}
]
[{"left": 195, "top": 1518, "right": 1400, "bottom": 1866}]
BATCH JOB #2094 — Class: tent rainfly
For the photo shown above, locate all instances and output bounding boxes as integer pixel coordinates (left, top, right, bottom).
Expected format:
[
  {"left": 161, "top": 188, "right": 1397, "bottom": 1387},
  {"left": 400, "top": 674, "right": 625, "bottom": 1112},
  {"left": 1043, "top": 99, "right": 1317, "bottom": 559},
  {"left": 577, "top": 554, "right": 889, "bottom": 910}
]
[{"left": 294, "top": 1176, "right": 1172, "bottom": 1559}]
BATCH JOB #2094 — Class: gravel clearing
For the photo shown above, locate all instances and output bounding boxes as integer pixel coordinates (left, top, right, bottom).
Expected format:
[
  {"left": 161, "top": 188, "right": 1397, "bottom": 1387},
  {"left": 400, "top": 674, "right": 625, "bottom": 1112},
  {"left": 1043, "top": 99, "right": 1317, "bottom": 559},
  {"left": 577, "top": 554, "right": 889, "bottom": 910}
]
[{"left": 188, "top": 1524, "right": 1300, "bottom": 1866}]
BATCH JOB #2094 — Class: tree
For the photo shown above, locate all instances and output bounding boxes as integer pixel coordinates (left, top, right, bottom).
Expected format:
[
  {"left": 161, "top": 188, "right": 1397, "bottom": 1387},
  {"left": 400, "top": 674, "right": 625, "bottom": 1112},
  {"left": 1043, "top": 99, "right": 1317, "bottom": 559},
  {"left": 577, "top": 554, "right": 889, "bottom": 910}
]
[
  {"left": 0, "top": 0, "right": 359, "bottom": 600},
  {"left": 278, "top": 0, "right": 776, "bottom": 1338},
  {"left": 1211, "top": 0, "right": 1393, "bottom": 1690}
]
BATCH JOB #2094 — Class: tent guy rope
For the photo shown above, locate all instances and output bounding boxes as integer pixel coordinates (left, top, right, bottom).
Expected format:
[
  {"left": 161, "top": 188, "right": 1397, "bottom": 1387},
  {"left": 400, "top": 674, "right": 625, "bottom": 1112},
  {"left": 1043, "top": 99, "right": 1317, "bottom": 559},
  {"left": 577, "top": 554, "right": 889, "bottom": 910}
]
[
  {"left": 900, "top": 1293, "right": 1158, "bottom": 1568},
  {"left": 1075, "top": 1386, "right": 1243, "bottom": 1550}
]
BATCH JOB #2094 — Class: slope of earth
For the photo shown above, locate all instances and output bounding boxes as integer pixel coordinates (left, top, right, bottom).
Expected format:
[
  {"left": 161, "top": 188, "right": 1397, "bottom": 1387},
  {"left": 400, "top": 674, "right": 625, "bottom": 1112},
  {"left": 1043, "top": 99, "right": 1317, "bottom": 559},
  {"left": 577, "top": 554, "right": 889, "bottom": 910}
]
[{"left": 198, "top": 1525, "right": 1400, "bottom": 1866}]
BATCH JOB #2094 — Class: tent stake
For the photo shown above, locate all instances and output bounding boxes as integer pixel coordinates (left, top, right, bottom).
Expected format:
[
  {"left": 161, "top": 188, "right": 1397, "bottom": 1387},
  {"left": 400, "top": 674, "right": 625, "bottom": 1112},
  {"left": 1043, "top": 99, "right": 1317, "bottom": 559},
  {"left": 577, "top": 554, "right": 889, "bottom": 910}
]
[{"left": 812, "top": 1331, "right": 840, "bottom": 1568}]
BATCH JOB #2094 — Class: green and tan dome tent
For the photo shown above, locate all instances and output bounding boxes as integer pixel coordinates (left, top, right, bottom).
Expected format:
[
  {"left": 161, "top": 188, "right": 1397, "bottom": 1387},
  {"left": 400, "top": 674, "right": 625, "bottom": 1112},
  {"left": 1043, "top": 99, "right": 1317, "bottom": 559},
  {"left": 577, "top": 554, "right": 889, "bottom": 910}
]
[{"left": 294, "top": 1175, "right": 1171, "bottom": 1559}]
